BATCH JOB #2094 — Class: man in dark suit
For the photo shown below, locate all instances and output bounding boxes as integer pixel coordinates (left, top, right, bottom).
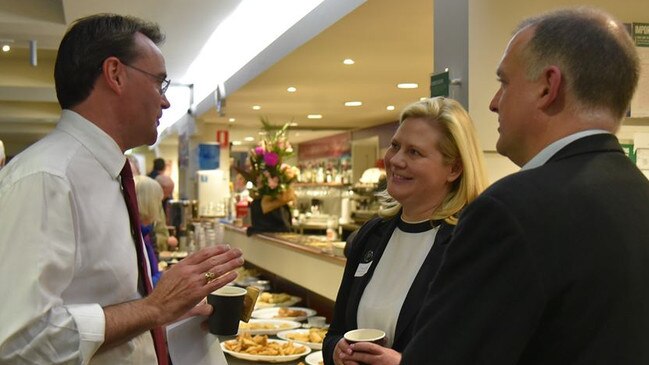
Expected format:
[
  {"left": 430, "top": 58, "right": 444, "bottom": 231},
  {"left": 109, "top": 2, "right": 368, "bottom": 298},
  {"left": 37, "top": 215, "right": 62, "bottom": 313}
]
[{"left": 397, "top": 7, "right": 649, "bottom": 364}]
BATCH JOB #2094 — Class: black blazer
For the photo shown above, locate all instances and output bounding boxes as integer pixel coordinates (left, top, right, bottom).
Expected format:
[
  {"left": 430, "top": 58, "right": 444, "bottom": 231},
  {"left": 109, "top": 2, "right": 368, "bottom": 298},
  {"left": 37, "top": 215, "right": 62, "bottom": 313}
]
[
  {"left": 323, "top": 214, "right": 454, "bottom": 365},
  {"left": 401, "top": 134, "right": 649, "bottom": 364}
]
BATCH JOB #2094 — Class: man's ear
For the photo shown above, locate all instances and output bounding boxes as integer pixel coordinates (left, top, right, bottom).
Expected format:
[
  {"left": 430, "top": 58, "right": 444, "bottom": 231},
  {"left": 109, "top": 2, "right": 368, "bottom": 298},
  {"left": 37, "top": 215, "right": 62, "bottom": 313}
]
[
  {"left": 538, "top": 65, "right": 562, "bottom": 109},
  {"left": 100, "top": 57, "right": 125, "bottom": 95}
]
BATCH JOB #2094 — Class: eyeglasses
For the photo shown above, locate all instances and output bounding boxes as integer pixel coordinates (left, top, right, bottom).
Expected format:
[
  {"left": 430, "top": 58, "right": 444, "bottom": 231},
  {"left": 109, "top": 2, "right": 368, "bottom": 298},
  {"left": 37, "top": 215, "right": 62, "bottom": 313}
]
[{"left": 123, "top": 63, "right": 171, "bottom": 96}]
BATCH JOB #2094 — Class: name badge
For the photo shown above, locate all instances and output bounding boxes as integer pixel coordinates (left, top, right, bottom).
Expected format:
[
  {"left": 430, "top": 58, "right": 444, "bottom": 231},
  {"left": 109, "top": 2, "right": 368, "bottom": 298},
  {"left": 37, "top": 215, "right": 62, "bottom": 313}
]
[{"left": 354, "top": 262, "right": 372, "bottom": 277}]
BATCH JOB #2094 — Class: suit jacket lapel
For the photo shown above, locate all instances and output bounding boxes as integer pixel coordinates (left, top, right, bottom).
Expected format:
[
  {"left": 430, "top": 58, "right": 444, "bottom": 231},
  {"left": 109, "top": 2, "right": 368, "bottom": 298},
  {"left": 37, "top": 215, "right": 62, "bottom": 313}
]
[{"left": 347, "top": 216, "right": 399, "bottom": 328}]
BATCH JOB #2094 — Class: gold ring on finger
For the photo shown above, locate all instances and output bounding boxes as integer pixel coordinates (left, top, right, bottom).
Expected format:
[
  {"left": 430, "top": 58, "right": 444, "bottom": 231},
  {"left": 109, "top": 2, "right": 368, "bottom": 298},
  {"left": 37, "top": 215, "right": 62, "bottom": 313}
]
[{"left": 204, "top": 271, "right": 216, "bottom": 284}]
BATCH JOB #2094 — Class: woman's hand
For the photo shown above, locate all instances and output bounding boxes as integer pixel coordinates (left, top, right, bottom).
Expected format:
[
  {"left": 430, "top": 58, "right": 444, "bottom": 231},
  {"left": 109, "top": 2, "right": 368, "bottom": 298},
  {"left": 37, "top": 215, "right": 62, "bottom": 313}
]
[
  {"left": 342, "top": 342, "right": 401, "bottom": 365},
  {"left": 333, "top": 338, "right": 354, "bottom": 365}
]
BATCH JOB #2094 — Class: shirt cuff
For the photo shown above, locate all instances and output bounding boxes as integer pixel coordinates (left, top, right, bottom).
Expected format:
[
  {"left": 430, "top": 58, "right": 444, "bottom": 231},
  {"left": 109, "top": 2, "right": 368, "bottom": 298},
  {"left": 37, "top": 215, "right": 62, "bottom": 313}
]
[{"left": 67, "top": 303, "right": 105, "bottom": 363}]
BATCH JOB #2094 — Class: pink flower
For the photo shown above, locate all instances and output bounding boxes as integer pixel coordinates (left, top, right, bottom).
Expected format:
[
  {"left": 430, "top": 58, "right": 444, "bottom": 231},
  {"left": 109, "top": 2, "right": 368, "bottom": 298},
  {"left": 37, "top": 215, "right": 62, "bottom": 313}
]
[
  {"left": 264, "top": 152, "right": 279, "bottom": 167},
  {"left": 254, "top": 146, "right": 265, "bottom": 155}
]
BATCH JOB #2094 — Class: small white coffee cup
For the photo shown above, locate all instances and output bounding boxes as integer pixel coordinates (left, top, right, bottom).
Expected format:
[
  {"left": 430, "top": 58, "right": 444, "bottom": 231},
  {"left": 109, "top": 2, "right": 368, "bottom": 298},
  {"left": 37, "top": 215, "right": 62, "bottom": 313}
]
[{"left": 344, "top": 328, "right": 386, "bottom": 343}]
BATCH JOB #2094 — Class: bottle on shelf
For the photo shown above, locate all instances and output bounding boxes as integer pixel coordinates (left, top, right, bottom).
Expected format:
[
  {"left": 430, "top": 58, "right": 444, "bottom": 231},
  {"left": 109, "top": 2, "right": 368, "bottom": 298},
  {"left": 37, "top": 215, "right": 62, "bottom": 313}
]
[{"left": 315, "top": 162, "right": 325, "bottom": 184}]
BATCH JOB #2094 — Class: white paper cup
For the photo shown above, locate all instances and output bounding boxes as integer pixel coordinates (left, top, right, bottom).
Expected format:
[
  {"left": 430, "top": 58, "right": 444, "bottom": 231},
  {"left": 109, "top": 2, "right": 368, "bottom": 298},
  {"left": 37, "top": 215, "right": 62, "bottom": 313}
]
[{"left": 344, "top": 328, "right": 386, "bottom": 343}]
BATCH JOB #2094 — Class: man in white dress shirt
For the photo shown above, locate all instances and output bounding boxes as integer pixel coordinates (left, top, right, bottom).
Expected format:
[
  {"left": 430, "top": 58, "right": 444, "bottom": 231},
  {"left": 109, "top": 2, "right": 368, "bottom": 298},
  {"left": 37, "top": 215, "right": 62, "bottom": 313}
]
[{"left": 0, "top": 14, "right": 244, "bottom": 364}]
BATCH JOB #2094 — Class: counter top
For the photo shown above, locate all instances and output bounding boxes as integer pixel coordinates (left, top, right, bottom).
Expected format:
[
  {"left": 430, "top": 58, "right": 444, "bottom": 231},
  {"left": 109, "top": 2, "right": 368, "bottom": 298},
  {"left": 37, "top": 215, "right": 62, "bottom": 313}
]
[{"left": 223, "top": 224, "right": 345, "bottom": 301}]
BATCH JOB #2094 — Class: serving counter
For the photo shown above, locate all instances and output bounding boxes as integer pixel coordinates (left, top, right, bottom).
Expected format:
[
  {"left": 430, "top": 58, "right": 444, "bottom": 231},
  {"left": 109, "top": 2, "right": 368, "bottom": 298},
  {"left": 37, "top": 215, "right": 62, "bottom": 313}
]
[{"left": 223, "top": 224, "right": 345, "bottom": 301}]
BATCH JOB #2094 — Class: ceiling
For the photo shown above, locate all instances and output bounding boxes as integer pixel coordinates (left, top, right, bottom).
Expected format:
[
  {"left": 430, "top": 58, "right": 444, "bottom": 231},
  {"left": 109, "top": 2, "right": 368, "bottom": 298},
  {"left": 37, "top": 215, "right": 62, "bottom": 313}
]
[{"left": 0, "top": 0, "right": 433, "bottom": 156}]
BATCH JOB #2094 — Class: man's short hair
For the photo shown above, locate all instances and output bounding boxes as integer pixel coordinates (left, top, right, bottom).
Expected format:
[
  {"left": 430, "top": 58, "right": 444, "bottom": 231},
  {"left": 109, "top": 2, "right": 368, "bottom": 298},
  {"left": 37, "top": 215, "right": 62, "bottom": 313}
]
[
  {"left": 54, "top": 14, "right": 164, "bottom": 109},
  {"left": 517, "top": 7, "right": 639, "bottom": 120}
]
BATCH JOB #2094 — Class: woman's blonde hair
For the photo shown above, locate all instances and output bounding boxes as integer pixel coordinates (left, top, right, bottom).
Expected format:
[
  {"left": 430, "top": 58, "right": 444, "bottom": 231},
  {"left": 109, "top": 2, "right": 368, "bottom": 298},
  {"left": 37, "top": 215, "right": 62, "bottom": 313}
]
[
  {"left": 379, "top": 97, "right": 488, "bottom": 225},
  {"left": 134, "top": 175, "right": 163, "bottom": 224}
]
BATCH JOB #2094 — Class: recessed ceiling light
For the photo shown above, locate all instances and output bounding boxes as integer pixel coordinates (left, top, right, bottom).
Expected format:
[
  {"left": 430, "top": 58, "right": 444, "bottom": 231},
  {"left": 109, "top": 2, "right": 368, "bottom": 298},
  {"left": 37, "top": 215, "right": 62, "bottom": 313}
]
[
  {"left": 344, "top": 101, "right": 363, "bottom": 107},
  {"left": 252, "top": 105, "right": 261, "bottom": 110},
  {"left": 386, "top": 105, "right": 395, "bottom": 111},
  {"left": 289, "top": 122, "right": 299, "bottom": 127},
  {"left": 287, "top": 86, "right": 297, "bottom": 92},
  {"left": 232, "top": 141, "right": 242, "bottom": 146},
  {"left": 307, "top": 114, "right": 322, "bottom": 119},
  {"left": 397, "top": 83, "right": 419, "bottom": 89},
  {"left": 1, "top": 45, "right": 10, "bottom": 52},
  {"left": 343, "top": 58, "right": 355, "bottom": 65},
  {"left": 228, "top": 118, "right": 236, "bottom": 122},
  {"left": 244, "top": 136, "right": 255, "bottom": 142}
]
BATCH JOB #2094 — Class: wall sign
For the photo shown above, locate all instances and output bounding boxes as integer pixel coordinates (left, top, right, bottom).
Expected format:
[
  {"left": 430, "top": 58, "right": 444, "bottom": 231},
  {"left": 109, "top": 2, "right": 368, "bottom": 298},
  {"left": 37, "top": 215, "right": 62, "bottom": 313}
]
[
  {"left": 430, "top": 71, "right": 450, "bottom": 98},
  {"left": 298, "top": 132, "right": 351, "bottom": 161}
]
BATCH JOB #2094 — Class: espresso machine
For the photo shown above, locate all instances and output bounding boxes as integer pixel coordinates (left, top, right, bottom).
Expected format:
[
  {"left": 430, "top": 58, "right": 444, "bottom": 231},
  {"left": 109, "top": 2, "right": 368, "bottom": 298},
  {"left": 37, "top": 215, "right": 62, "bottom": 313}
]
[{"left": 350, "top": 167, "right": 385, "bottom": 224}]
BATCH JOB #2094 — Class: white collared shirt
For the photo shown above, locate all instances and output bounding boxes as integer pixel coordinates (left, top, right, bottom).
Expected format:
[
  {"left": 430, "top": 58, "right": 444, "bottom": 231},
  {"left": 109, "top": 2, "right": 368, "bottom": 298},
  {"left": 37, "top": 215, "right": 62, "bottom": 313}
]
[
  {"left": 522, "top": 129, "right": 610, "bottom": 170},
  {"left": 0, "top": 110, "right": 156, "bottom": 364}
]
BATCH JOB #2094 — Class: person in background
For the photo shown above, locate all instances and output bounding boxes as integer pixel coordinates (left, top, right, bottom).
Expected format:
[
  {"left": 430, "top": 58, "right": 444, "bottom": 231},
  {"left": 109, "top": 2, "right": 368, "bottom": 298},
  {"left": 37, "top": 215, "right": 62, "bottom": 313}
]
[
  {"left": 400, "top": 7, "right": 649, "bottom": 364},
  {"left": 135, "top": 175, "right": 165, "bottom": 286},
  {"left": 148, "top": 157, "right": 165, "bottom": 179},
  {"left": 233, "top": 172, "right": 251, "bottom": 203},
  {"left": 126, "top": 154, "right": 142, "bottom": 176},
  {"left": 0, "top": 14, "right": 243, "bottom": 364},
  {"left": 323, "top": 97, "right": 488, "bottom": 365},
  {"left": 154, "top": 174, "right": 178, "bottom": 251},
  {"left": 155, "top": 174, "right": 174, "bottom": 208}
]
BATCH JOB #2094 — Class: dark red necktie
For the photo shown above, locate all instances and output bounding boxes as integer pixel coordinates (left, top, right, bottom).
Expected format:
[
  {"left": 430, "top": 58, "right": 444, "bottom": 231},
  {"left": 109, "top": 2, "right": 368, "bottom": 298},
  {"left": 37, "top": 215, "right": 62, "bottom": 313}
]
[{"left": 120, "top": 162, "right": 169, "bottom": 365}]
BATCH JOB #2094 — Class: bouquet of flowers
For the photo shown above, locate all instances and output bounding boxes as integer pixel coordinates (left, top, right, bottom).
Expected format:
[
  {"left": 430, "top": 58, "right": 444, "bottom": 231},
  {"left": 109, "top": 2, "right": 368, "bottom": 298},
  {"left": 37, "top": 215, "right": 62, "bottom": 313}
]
[{"left": 248, "top": 118, "right": 299, "bottom": 203}]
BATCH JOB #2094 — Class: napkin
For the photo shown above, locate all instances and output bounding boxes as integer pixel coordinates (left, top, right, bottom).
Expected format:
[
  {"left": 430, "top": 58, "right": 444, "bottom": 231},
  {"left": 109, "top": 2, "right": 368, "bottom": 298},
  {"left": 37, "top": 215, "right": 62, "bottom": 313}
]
[{"left": 166, "top": 316, "right": 228, "bottom": 365}]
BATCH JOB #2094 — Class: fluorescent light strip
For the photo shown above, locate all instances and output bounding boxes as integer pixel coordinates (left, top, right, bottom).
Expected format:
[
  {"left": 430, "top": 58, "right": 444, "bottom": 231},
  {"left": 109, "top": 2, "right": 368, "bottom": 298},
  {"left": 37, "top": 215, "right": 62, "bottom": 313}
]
[
  {"left": 344, "top": 101, "right": 362, "bottom": 107},
  {"left": 183, "top": 0, "right": 326, "bottom": 104},
  {"left": 397, "top": 83, "right": 419, "bottom": 89}
]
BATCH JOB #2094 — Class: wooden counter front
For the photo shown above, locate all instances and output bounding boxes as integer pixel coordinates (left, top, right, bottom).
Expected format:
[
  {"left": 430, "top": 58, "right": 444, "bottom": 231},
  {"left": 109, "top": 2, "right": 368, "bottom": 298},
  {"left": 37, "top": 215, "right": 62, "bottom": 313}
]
[{"left": 223, "top": 225, "right": 345, "bottom": 301}]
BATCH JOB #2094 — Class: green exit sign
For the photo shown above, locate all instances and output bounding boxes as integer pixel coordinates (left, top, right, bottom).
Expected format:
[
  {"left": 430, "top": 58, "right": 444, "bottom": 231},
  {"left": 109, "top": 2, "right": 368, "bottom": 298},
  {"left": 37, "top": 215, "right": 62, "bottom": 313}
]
[
  {"left": 621, "top": 143, "right": 636, "bottom": 163},
  {"left": 430, "top": 71, "right": 450, "bottom": 98}
]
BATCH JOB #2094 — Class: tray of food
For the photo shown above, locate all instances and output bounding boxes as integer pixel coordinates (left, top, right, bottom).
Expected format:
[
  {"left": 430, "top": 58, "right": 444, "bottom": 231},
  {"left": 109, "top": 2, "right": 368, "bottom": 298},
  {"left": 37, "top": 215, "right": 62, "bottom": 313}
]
[
  {"left": 255, "top": 292, "right": 302, "bottom": 308},
  {"left": 252, "top": 307, "right": 317, "bottom": 322},
  {"left": 221, "top": 333, "right": 311, "bottom": 363},
  {"left": 238, "top": 319, "right": 302, "bottom": 335},
  {"left": 277, "top": 327, "right": 328, "bottom": 350}
]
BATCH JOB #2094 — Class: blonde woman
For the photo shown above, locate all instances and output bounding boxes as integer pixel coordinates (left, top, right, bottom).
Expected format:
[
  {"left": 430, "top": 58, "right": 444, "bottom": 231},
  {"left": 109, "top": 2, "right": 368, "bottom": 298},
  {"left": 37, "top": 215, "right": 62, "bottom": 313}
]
[
  {"left": 323, "top": 97, "right": 488, "bottom": 365},
  {"left": 134, "top": 175, "right": 165, "bottom": 286}
]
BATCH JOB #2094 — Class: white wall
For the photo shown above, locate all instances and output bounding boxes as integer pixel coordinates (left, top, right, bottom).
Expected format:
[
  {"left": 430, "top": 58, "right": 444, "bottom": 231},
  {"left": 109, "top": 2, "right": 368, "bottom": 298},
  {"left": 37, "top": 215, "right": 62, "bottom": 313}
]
[{"left": 468, "top": 0, "right": 649, "bottom": 182}]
